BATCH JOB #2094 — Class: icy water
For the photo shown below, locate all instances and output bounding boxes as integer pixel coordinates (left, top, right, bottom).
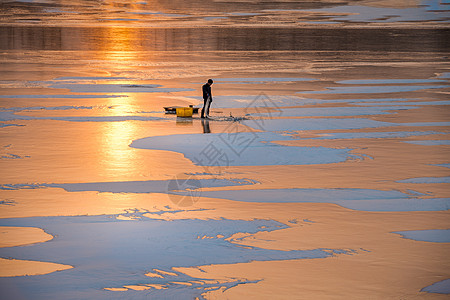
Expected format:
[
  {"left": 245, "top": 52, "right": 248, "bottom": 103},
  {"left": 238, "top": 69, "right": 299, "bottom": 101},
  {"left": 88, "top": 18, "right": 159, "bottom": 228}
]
[{"left": 1, "top": 0, "right": 450, "bottom": 299}]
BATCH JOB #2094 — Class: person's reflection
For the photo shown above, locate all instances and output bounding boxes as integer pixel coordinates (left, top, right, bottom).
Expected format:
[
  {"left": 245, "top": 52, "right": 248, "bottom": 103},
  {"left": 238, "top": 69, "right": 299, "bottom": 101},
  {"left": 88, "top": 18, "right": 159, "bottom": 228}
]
[{"left": 201, "top": 119, "right": 211, "bottom": 133}]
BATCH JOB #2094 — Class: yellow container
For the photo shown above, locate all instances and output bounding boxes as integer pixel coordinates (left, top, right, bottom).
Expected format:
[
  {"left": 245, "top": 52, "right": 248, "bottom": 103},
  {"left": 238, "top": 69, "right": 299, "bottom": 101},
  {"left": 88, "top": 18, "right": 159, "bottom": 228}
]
[{"left": 176, "top": 107, "right": 193, "bottom": 118}]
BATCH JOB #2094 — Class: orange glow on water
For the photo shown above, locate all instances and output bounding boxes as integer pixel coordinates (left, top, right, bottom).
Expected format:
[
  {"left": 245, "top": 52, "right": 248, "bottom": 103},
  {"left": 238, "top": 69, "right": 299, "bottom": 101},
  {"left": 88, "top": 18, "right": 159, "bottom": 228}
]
[{"left": 100, "top": 121, "right": 139, "bottom": 176}]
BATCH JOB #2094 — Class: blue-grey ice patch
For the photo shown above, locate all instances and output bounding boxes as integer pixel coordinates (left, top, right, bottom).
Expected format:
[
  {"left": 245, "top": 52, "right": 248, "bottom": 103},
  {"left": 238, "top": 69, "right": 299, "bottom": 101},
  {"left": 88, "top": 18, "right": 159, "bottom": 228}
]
[
  {"left": 403, "top": 140, "right": 450, "bottom": 146},
  {"left": 49, "top": 83, "right": 194, "bottom": 93},
  {"left": 250, "top": 106, "right": 417, "bottom": 117},
  {"left": 192, "top": 95, "right": 309, "bottom": 108},
  {"left": 241, "top": 119, "right": 450, "bottom": 133},
  {"left": 130, "top": 132, "right": 356, "bottom": 166},
  {"left": 214, "top": 77, "right": 315, "bottom": 83},
  {"left": 204, "top": 16, "right": 228, "bottom": 20},
  {"left": 37, "top": 116, "right": 164, "bottom": 122},
  {"left": 241, "top": 118, "right": 395, "bottom": 132},
  {"left": 354, "top": 101, "right": 450, "bottom": 106},
  {"left": 422, "top": 0, "right": 450, "bottom": 12},
  {"left": 0, "top": 110, "right": 164, "bottom": 123},
  {"left": 1, "top": 106, "right": 94, "bottom": 112},
  {"left": 437, "top": 72, "right": 450, "bottom": 79},
  {"left": 401, "top": 122, "right": 450, "bottom": 127},
  {"left": 35, "top": 178, "right": 258, "bottom": 194},
  {"left": 0, "top": 123, "right": 23, "bottom": 128},
  {"left": 0, "top": 199, "right": 15, "bottom": 206},
  {"left": 0, "top": 214, "right": 342, "bottom": 300},
  {"left": 394, "top": 229, "right": 450, "bottom": 243},
  {"left": 193, "top": 96, "right": 430, "bottom": 108},
  {"left": 397, "top": 177, "right": 450, "bottom": 184},
  {"left": 228, "top": 12, "right": 261, "bottom": 16},
  {"left": 128, "top": 11, "right": 190, "bottom": 17},
  {"left": 422, "top": 279, "right": 450, "bottom": 294},
  {"left": 299, "top": 131, "right": 444, "bottom": 140},
  {"left": 303, "top": 2, "right": 450, "bottom": 23},
  {"left": 100, "top": 18, "right": 140, "bottom": 21},
  {"left": 337, "top": 79, "right": 448, "bottom": 85},
  {"left": 306, "top": 21, "right": 340, "bottom": 24},
  {"left": 0, "top": 94, "right": 126, "bottom": 99},
  {"left": 299, "top": 85, "right": 448, "bottom": 94},
  {"left": 184, "top": 188, "right": 450, "bottom": 212},
  {"left": 0, "top": 111, "right": 27, "bottom": 122},
  {"left": 0, "top": 184, "right": 44, "bottom": 190},
  {"left": 54, "top": 77, "right": 132, "bottom": 81},
  {"left": 1, "top": 153, "right": 29, "bottom": 159},
  {"left": 299, "top": 98, "right": 424, "bottom": 105},
  {"left": 432, "top": 163, "right": 450, "bottom": 168}
]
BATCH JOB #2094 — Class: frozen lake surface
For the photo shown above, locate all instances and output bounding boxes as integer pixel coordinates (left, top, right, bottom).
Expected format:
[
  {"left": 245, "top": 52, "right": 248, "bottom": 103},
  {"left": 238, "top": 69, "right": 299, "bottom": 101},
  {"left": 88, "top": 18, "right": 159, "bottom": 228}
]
[{"left": 0, "top": 0, "right": 449, "bottom": 298}]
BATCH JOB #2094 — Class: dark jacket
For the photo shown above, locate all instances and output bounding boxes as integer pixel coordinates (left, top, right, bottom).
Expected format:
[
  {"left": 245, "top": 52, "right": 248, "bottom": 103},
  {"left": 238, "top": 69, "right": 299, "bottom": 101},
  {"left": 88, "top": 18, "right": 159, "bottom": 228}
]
[{"left": 202, "top": 83, "right": 212, "bottom": 100}]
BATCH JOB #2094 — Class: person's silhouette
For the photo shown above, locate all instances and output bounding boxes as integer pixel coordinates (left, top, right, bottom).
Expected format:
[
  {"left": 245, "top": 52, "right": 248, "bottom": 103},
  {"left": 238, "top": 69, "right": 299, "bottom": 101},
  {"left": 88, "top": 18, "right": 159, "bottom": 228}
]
[{"left": 201, "top": 79, "right": 213, "bottom": 118}]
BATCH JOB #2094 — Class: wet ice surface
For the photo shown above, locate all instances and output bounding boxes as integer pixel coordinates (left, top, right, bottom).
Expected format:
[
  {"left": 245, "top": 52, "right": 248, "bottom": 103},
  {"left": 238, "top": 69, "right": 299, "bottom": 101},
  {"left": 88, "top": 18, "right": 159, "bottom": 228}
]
[
  {"left": 433, "top": 164, "right": 450, "bottom": 169},
  {"left": 296, "top": 131, "right": 445, "bottom": 140},
  {"left": 0, "top": 106, "right": 165, "bottom": 123},
  {"left": 0, "top": 178, "right": 258, "bottom": 193},
  {"left": 397, "top": 177, "right": 450, "bottom": 184},
  {"left": 48, "top": 83, "right": 193, "bottom": 93},
  {"left": 241, "top": 118, "right": 394, "bottom": 132},
  {"left": 0, "top": 94, "right": 126, "bottom": 99},
  {"left": 241, "top": 119, "right": 450, "bottom": 132},
  {"left": 213, "top": 77, "right": 316, "bottom": 83},
  {"left": 191, "top": 95, "right": 303, "bottom": 108},
  {"left": 0, "top": 110, "right": 164, "bottom": 122},
  {"left": 337, "top": 79, "right": 448, "bottom": 85},
  {"left": 130, "top": 132, "right": 356, "bottom": 166},
  {"left": 251, "top": 106, "right": 418, "bottom": 117},
  {"left": 394, "top": 229, "right": 450, "bottom": 243},
  {"left": 0, "top": 214, "right": 341, "bottom": 300},
  {"left": 195, "top": 96, "right": 448, "bottom": 108},
  {"left": 299, "top": 0, "right": 450, "bottom": 23},
  {"left": 182, "top": 188, "right": 450, "bottom": 212},
  {"left": 300, "top": 85, "right": 448, "bottom": 94},
  {"left": 354, "top": 101, "right": 450, "bottom": 106},
  {"left": 422, "top": 279, "right": 450, "bottom": 294},
  {"left": 403, "top": 140, "right": 450, "bottom": 146}
]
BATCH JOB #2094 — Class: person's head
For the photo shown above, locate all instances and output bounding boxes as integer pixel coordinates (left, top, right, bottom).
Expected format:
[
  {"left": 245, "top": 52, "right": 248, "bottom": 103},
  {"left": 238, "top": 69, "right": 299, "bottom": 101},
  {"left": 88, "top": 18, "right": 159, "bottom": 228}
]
[{"left": 207, "top": 79, "right": 213, "bottom": 85}]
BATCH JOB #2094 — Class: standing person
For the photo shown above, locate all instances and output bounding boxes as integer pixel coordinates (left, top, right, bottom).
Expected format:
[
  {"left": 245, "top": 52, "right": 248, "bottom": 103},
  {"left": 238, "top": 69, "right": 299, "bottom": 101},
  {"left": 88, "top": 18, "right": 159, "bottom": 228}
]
[{"left": 201, "top": 79, "right": 213, "bottom": 119}]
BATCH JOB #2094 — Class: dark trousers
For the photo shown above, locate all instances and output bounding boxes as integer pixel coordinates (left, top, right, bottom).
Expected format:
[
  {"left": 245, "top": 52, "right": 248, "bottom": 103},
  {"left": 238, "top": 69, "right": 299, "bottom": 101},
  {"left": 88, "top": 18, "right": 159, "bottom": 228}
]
[{"left": 201, "top": 96, "right": 212, "bottom": 117}]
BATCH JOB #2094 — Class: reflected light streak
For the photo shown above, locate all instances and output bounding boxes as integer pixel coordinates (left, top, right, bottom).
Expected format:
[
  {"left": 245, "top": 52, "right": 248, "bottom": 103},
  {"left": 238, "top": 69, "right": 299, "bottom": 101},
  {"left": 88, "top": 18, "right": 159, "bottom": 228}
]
[
  {"left": 96, "top": 26, "right": 148, "bottom": 178},
  {"left": 100, "top": 120, "right": 140, "bottom": 178}
]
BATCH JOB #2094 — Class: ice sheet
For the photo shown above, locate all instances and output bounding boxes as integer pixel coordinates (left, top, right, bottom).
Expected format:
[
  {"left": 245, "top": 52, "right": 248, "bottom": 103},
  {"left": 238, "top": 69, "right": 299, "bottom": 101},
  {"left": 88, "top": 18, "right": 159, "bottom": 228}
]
[
  {"left": 0, "top": 214, "right": 342, "bottom": 299},
  {"left": 190, "top": 95, "right": 307, "bottom": 108},
  {"left": 0, "top": 111, "right": 164, "bottom": 122},
  {"left": 214, "top": 77, "right": 315, "bottom": 83},
  {"left": 130, "top": 132, "right": 356, "bottom": 166},
  {"left": 299, "top": 131, "right": 444, "bottom": 140},
  {"left": 422, "top": 279, "right": 450, "bottom": 294},
  {"left": 241, "top": 118, "right": 395, "bottom": 132},
  {"left": 49, "top": 83, "right": 194, "bottom": 93},
  {"left": 394, "top": 229, "right": 450, "bottom": 243},
  {"left": 0, "top": 178, "right": 258, "bottom": 193},
  {"left": 397, "top": 177, "right": 450, "bottom": 184},
  {"left": 403, "top": 140, "right": 450, "bottom": 146},
  {"left": 301, "top": 2, "right": 450, "bottom": 23},
  {"left": 299, "top": 85, "right": 448, "bottom": 94},
  {"left": 251, "top": 106, "right": 418, "bottom": 117},
  {"left": 184, "top": 188, "right": 450, "bottom": 212},
  {"left": 337, "top": 79, "right": 448, "bottom": 85}
]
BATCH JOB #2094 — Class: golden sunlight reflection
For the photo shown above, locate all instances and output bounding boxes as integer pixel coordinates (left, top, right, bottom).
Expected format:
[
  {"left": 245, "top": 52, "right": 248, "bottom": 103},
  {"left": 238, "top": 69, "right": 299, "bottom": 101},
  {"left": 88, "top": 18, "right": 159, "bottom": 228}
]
[
  {"left": 95, "top": 26, "right": 149, "bottom": 177},
  {"left": 100, "top": 120, "right": 140, "bottom": 177},
  {"left": 94, "top": 26, "right": 154, "bottom": 73}
]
